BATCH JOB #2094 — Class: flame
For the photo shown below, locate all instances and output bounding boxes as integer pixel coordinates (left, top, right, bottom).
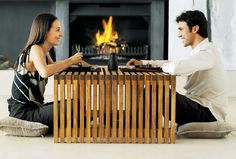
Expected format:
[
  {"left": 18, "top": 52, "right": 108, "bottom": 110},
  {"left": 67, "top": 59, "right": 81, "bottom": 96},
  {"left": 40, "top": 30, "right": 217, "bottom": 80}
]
[{"left": 95, "top": 16, "right": 118, "bottom": 46}]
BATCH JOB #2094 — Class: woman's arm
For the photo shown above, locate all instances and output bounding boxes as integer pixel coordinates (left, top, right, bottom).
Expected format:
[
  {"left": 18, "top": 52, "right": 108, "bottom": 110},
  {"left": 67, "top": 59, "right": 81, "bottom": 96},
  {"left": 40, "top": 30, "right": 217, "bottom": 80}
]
[
  {"left": 46, "top": 51, "right": 91, "bottom": 67},
  {"left": 30, "top": 45, "right": 83, "bottom": 78}
]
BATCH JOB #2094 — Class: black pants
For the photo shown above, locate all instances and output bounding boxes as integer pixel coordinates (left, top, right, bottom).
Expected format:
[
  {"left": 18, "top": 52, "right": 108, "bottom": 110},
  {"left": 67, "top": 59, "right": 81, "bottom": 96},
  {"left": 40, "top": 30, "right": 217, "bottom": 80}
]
[
  {"left": 111, "top": 91, "right": 217, "bottom": 128},
  {"left": 137, "top": 88, "right": 217, "bottom": 127},
  {"left": 175, "top": 92, "right": 217, "bottom": 125},
  {"left": 8, "top": 98, "right": 58, "bottom": 134},
  {"left": 7, "top": 98, "right": 84, "bottom": 134}
]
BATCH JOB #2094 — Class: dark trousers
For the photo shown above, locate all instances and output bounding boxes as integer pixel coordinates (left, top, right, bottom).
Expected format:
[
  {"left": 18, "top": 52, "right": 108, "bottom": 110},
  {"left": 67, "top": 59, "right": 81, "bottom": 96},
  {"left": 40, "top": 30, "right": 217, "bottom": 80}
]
[
  {"left": 8, "top": 98, "right": 84, "bottom": 134},
  {"left": 175, "top": 92, "right": 217, "bottom": 125},
  {"left": 8, "top": 98, "right": 55, "bottom": 134},
  {"left": 131, "top": 91, "right": 217, "bottom": 128}
]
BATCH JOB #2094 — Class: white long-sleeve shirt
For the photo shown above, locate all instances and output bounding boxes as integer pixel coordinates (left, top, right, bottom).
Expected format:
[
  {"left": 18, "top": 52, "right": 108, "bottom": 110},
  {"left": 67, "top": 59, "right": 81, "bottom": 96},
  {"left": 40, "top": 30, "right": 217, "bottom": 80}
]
[{"left": 142, "top": 39, "right": 228, "bottom": 121}]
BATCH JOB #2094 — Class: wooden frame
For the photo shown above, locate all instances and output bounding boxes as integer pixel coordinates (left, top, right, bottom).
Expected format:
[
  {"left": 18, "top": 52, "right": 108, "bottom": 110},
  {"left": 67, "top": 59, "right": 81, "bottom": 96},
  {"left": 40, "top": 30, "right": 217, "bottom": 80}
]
[{"left": 53, "top": 67, "right": 176, "bottom": 144}]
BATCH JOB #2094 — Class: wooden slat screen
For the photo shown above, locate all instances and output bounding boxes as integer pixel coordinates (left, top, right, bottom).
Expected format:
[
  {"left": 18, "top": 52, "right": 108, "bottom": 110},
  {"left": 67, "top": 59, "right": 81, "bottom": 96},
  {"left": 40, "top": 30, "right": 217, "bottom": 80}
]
[{"left": 54, "top": 68, "right": 176, "bottom": 144}]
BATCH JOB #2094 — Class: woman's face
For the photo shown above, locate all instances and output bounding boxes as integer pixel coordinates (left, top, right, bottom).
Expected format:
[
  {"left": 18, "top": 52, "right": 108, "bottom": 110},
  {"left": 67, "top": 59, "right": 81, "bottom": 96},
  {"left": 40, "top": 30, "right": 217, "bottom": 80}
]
[{"left": 45, "top": 19, "right": 64, "bottom": 46}]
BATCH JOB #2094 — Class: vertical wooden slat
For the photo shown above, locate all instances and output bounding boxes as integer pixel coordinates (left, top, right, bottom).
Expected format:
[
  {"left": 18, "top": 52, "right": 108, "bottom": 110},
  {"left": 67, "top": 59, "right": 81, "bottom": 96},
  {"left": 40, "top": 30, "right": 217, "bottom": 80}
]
[
  {"left": 79, "top": 72, "right": 85, "bottom": 143},
  {"left": 170, "top": 75, "right": 176, "bottom": 144},
  {"left": 137, "top": 72, "right": 144, "bottom": 144},
  {"left": 53, "top": 73, "right": 59, "bottom": 143},
  {"left": 164, "top": 74, "right": 170, "bottom": 143},
  {"left": 157, "top": 73, "right": 163, "bottom": 144},
  {"left": 111, "top": 71, "right": 118, "bottom": 143},
  {"left": 150, "top": 72, "right": 157, "bottom": 143},
  {"left": 59, "top": 72, "right": 66, "bottom": 143},
  {"left": 124, "top": 72, "right": 131, "bottom": 143},
  {"left": 99, "top": 68, "right": 105, "bottom": 143},
  {"left": 92, "top": 72, "right": 98, "bottom": 143},
  {"left": 104, "top": 67, "right": 111, "bottom": 143},
  {"left": 118, "top": 69, "right": 124, "bottom": 143},
  {"left": 66, "top": 72, "right": 72, "bottom": 143},
  {"left": 86, "top": 72, "right": 91, "bottom": 143},
  {"left": 73, "top": 72, "right": 79, "bottom": 143},
  {"left": 144, "top": 72, "right": 150, "bottom": 144},
  {"left": 131, "top": 72, "right": 137, "bottom": 143}
]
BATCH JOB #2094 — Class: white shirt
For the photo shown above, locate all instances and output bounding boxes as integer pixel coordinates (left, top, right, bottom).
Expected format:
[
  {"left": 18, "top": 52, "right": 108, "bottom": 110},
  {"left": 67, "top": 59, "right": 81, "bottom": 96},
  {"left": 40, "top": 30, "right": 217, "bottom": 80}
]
[{"left": 142, "top": 39, "right": 228, "bottom": 121}]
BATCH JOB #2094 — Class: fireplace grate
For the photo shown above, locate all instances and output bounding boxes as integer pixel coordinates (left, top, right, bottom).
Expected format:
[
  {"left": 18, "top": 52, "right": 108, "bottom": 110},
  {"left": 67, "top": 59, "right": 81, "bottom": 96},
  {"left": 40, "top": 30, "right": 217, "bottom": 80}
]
[{"left": 72, "top": 45, "right": 149, "bottom": 61}]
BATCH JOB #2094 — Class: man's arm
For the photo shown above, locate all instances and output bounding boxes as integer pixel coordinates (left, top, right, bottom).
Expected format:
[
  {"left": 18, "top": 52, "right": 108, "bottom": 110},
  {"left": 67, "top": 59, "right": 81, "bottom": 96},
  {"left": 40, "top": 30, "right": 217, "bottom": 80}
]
[
  {"left": 141, "top": 60, "right": 168, "bottom": 67},
  {"left": 162, "top": 50, "right": 214, "bottom": 75}
]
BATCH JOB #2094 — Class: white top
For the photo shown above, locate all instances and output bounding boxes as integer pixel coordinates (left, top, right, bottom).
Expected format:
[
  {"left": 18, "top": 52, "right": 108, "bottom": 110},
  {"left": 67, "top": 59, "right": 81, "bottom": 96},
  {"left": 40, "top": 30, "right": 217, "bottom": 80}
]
[{"left": 142, "top": 39, "right": 228, "bottom": 121}]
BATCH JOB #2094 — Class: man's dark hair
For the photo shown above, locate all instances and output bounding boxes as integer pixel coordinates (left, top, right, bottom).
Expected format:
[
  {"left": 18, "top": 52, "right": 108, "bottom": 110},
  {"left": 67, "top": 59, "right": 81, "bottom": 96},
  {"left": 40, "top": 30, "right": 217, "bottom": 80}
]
[{"left": 176, "top": 10, "right": 208, "bottom": 38}]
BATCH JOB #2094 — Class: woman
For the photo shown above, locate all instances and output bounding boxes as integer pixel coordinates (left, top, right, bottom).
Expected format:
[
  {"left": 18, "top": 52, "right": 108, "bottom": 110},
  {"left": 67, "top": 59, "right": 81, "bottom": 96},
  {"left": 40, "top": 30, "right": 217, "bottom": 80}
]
[{"left": 7, "top": 13, "right": 86, "bottom": 133}]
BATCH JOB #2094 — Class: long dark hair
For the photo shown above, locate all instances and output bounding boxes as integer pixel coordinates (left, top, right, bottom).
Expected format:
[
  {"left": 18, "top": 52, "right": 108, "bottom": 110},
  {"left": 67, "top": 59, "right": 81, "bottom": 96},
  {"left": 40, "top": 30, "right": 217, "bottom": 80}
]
[
  {"left": 176, "top": 10, "right": 208, "bottom": 38},
  {"left": 14, "top": 13, "right": 57, "bottom": 69}
]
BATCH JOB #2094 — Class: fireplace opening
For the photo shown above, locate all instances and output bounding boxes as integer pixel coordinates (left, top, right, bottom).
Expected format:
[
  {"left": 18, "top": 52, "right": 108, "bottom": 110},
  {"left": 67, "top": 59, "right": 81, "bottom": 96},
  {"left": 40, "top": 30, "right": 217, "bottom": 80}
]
[
  {"left": 68, "top": 2, "right": 168, "bottom": 66},
  {"left": 70, "top": 15, "right": 150, "bottom": 65}
]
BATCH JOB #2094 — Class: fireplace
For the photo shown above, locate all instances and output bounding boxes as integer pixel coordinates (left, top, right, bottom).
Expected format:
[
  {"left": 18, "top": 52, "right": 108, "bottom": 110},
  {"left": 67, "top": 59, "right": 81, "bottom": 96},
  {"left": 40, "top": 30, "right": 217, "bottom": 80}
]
[
  {"left": 55, "top": 0, "right": 168, "bottom": 65},
  {"left": 70, "top": 15, "right": 150, "bottom": 65}
]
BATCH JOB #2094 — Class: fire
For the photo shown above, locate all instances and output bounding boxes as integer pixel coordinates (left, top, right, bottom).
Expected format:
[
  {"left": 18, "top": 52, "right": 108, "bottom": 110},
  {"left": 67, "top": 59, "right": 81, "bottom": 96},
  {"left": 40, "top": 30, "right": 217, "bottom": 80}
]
[{"left": 95, "top": 16, "right": 118, "bottom": 47}]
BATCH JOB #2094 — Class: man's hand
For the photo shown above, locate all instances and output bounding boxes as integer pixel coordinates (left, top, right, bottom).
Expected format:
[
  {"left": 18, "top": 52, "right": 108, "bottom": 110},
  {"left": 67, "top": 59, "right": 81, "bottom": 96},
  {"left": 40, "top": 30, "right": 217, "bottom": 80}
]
[
  {"left": 155, "top": 60, "right": 168, "bottom": 67},
  {"left": 126, "top": 58, "right": 142, "bottom": 66}
]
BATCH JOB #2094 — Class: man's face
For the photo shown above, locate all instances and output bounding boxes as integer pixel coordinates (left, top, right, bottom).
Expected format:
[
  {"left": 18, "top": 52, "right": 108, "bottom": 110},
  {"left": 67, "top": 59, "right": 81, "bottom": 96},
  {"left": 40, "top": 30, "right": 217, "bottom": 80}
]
[{"left": 177, "top": 21, "right": 195, "bottom": 47}]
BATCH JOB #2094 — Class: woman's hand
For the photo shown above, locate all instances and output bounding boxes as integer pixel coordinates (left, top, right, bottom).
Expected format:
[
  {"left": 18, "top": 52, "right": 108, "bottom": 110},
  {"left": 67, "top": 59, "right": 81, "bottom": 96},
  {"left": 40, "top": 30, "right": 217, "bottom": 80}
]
[
  {"left": 80, "top": 60, "right": 93, "bottom": 67},
  {"left": 126, "top": 58, "right": 142, "bottom": 66},
  {"left": 69, "top": 52, "right": 83, "bottom": 65}
]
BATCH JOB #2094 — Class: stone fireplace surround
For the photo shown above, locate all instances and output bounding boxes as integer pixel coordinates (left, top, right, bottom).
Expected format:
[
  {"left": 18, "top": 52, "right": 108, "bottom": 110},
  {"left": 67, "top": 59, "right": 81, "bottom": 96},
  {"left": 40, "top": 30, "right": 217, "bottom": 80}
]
[{"left": 56, "top": 0, "right": 168, "bottom": 62}]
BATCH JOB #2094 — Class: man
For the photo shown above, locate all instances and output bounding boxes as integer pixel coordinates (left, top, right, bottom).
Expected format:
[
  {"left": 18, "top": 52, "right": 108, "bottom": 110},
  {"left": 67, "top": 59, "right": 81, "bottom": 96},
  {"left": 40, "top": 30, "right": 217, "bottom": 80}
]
[{"left": 127, "top": 10, "right": 228, "bottom": 125}]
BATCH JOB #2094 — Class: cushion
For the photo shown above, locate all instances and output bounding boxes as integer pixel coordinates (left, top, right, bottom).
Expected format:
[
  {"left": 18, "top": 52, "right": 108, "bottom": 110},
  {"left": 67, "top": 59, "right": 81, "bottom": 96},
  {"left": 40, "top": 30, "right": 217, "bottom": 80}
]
[
  {"left": 0, "top": 116, "right": 49, "bottom": 137},
  {"left": 177, "top": 121, "right": 233, "bottom": 138}
]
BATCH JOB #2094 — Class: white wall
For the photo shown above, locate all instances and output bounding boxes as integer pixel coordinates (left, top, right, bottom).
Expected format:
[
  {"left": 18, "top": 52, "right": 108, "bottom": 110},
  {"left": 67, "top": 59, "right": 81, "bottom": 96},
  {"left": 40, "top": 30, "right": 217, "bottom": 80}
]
[
  {"left": 227, "top": 71, "right": 236, "bottom": 97},
  {"left": 0, "top": 70, "right": 53, "bottom": 98},
  {"left": 169, "top": 0, "right": 236, "bottom": 97},
  {"left": 0, "top": 70, "right": 14, "bottom": 96},
  {"left": 210, "top": 0, "right": 236, "bottom": 70}
]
